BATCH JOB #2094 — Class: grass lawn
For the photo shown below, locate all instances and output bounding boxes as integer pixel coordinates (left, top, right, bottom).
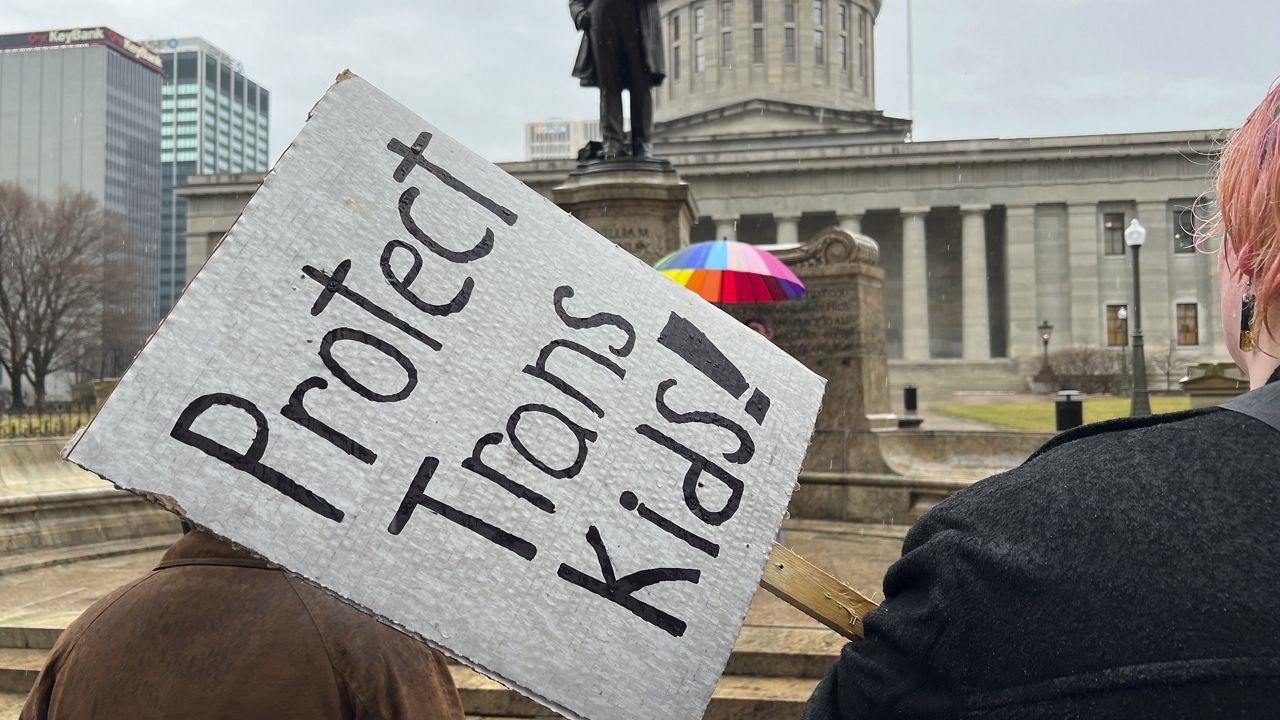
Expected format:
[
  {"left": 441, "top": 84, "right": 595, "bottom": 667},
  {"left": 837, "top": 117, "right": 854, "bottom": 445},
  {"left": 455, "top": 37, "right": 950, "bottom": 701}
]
[{"left": 933, "top": 396, "right": 1192, "bottom": 432}]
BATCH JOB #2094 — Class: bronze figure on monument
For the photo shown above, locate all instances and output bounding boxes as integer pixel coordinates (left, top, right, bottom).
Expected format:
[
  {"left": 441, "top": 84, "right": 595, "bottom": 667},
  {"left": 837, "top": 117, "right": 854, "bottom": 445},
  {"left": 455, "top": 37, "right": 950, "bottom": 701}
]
[{"left": 569, "top": 0, "right": 665, "bottom": 162}]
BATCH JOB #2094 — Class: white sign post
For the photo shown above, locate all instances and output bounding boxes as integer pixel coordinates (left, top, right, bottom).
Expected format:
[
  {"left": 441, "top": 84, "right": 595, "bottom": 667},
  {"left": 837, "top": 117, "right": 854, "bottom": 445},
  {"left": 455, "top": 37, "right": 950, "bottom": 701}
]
[{"left": 66, "top": 73, "right": 824, "bottom": 720}]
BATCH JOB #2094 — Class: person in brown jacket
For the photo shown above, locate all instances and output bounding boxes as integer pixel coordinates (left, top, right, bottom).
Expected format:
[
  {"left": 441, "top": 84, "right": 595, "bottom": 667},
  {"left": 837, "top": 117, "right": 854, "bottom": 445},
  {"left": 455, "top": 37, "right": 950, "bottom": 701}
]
[{"left": 21, "top": 529, "right": 464, "bottom": 720}]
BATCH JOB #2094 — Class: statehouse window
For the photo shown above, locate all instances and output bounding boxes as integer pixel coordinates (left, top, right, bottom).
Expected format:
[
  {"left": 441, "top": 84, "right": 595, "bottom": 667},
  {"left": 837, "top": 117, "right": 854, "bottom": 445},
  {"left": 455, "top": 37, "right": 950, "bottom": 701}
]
[
  {"left": 722, "top": 0, "right": 733, "bottom": 27},
  {"left": 1106, "top": 305, "right": 1129, "bottom": 346},
  {"left": 694, "top": 4, "right": 706, "bottom": 33},
  {"left": 1103, "top": 212, "right": 1126, "bottom": 256},
  {"left": 814, "top": 0, "right": 826, "bottom": 67},
  {"left": 753, "top": 27, "right": 765, "bottom": 63},
  {"left": 723, "top": 31, "right": 733, "bottom": 68},
  {"left": 1177, "top": 303, "right": 1199, "bottom": 345},
  {"left": 695, "top": 36, "right": 706, "bottom": 73},
  {"left": 671, "top": 12, "right": 682, "bottom": 80},
  {"left": 784, "top": 0, "right": 796, "bottom": 23},
  {"left": 1174, "top": 206, "right": 1197, "bottom": 254},
  {"left": 785, "top": 27, "right": 797, "bottom": 64},
  {"left": 753, "top": 0, "right": 765, "bottom": 22}
]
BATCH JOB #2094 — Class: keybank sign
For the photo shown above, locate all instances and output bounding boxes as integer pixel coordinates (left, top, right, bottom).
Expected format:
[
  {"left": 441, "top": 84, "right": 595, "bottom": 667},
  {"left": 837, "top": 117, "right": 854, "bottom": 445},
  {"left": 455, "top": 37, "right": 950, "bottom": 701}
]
[
  {"left": 41, "top": 28, "right": 106, "bottom": 44},
  {"left": 0, "top": 26, "right": 163, "bottom": 72}
]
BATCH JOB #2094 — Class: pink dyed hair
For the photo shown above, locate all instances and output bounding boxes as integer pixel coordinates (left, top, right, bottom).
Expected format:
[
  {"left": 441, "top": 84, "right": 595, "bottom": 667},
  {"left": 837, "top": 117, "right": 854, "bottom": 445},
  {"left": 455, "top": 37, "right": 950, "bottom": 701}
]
[{"left": 1215, "top": 80, "right": 1280, "bottom": 338}]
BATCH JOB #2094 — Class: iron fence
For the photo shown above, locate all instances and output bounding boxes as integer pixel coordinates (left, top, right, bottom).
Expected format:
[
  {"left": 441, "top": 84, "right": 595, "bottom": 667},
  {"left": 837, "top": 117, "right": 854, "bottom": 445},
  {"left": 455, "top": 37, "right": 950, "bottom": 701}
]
[{"left": 0, "top": 402, "right": 97, "bottom": 439}]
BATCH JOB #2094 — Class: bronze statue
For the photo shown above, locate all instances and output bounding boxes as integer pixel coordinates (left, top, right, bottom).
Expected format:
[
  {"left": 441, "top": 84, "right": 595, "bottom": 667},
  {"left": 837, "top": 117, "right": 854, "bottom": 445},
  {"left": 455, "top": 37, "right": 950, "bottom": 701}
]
[{"left": 570, "top": 0, "right": 666, "bottom": 161}]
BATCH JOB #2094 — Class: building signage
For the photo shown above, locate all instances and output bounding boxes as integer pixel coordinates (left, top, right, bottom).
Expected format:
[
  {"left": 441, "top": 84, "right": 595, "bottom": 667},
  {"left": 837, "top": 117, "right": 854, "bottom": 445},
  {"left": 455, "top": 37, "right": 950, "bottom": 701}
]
[
  {"left": 65, "top": 74, "right": 824, "bottom": 720},
  {"left": 0, "top": 26, "right": 162, "bottom": 72},
  {"left": 144, "top": 37, "right": 242, "bottom": 72}
]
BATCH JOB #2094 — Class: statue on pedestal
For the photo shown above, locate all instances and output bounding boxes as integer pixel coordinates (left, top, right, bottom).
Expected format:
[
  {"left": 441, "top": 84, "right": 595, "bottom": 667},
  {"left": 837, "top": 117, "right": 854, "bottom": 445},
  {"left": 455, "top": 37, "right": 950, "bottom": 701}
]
[{"left": 569, "top": 0, "right": 665, "bottom": 162}]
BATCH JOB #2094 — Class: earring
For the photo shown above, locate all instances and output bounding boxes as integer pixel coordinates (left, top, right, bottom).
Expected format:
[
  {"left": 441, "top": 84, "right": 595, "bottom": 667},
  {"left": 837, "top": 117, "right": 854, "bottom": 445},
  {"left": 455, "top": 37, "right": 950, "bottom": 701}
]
[{"left": 1241, "top": 279, "right": 1257, "bottom": 352}]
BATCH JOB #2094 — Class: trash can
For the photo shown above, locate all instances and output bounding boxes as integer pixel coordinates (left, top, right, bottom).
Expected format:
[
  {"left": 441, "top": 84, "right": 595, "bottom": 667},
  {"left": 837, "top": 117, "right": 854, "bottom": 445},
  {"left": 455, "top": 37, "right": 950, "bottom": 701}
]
[
  {"left": 1054, "top": 390, "right": 1083, "bottom": 431},
  {"left": 904, "top": 385, "right": 918, "bottom": 414}
]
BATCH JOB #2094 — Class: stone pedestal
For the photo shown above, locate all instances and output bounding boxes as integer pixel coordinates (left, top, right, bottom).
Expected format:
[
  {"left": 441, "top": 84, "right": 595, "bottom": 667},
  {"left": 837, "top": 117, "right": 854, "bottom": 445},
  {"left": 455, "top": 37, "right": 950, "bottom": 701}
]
[
  {"left": 552, "top": 161, "right": 697, "bottom": 265},
  {"left": 755, "top": 230, "right": 890, "bottom": 474},
  {"left": 727, "top": 229, "right": 902, "bottom": 521},
  {"left": 1180, "top": 362, "right": 1248, "bottom": 408}
]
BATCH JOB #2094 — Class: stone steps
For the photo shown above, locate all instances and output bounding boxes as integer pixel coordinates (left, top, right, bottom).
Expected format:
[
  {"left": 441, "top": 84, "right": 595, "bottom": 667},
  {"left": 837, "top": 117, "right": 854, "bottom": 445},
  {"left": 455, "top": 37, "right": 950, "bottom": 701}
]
[
  {"left": 0, "top": 535, "right": 177, "bottom": 577},
  {"left": 726, "top": 625, "right": 842, "bottom": 678},
  {"left": 0, "top": 619, "right": 842, "bottom": 675},
  {"left": 0, "top": 612, "right": 80, "bottom": 651},
  {"left": 0, "top": 692, "right": 26, "bottom": 717},
  {"left": 0, "top": 618, "right": 837, "bottom": 718},
  {"left": 888, "top": 360, "right": 1027, "bottom": 402},
  {"left": 0, "top": 649, "right": 41, "bottom": 693},
  {"left": 450, "top": 665, "right": 819, "bottom": 719}
]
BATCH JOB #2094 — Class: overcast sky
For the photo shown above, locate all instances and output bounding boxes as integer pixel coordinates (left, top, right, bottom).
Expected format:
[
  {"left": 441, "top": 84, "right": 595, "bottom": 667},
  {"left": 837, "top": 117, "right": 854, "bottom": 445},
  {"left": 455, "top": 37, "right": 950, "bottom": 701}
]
[{"left": 10, "top": 1, "right": 1280, "bottom": 163}]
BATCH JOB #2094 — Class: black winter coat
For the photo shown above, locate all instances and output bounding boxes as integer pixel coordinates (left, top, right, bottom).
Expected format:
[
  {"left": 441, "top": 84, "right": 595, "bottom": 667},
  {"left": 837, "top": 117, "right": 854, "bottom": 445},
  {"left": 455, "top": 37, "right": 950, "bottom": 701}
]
[{"left": 805, "top": 401, "right": 1280, "bottom": 719}]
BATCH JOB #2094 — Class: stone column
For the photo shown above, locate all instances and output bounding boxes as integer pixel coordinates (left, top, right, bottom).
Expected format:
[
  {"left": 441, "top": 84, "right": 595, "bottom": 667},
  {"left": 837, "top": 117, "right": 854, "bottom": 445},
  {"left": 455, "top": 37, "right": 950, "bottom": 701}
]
[
  {"left": 960, "top": 204, "right": 991, "bottom": 359},
  {"left": 1005, "top": 204, "right": 1038, "bottom": 360},
  {"left": 900, "top": 207, "right": 931, "bottom": 360},
  {"left": 1136, "top": 200, "right": 1172, "bottom": 346},
  {"left": 838, "top": 213, "right": 863, "bottom": 235},
  {"left": 714, "top": 216, "right": 738, "bottom": 242},
  {"left": 1067, "top": 203, "right": 1101, "bottom": 346},
  {"left": 775, "top": 214, "right": 801, "bottom": 245}
]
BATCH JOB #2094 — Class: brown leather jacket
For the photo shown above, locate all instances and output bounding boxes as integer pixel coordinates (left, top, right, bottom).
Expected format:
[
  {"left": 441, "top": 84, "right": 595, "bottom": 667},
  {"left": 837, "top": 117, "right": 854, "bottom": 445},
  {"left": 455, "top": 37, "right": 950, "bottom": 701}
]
[{"left": 22, "top": 530, "right": 464, "bottom": 720}]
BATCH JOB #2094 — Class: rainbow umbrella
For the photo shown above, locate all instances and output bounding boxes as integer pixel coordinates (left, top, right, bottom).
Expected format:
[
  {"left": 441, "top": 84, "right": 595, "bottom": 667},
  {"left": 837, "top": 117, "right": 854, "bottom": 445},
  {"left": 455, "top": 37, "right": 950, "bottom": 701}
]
[{"left": 654, "top": 239, "right": 805, "bottom": 303}]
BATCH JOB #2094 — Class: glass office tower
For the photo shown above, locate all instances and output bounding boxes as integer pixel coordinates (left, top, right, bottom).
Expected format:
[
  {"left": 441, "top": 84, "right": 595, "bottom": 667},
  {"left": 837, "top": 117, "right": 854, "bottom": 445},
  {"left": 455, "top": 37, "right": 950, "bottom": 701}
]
[
  {"left": 145, "top": 36, "right": 270, "bottom": 314},
  {"left": 0, "top": 27, "right": 164, "bottom": 376}
]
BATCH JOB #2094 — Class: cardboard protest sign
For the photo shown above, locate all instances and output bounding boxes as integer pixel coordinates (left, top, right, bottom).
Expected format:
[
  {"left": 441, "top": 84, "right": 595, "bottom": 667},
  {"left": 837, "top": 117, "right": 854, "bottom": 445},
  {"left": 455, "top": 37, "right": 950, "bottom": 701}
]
[{"left": 66, "top": 73, "right": 824, "bottom": 720}]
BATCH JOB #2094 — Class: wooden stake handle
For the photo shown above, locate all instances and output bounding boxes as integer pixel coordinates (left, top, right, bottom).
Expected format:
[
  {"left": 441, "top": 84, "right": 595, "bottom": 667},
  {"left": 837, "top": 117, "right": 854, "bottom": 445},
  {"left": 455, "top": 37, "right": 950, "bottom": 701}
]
[{"left": 760, "top": 543, "right": 880, "bottom": 641}]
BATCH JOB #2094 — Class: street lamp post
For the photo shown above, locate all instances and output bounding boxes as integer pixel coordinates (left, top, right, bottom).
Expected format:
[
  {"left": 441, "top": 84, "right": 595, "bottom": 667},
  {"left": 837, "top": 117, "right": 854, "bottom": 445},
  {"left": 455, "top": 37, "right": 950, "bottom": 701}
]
[
  {"left": 1124, "top": 219, "right": 1151, "bottom": 416},
  {"left": 1117, "top": 306, "right": 1128, "bottom": 395},
  {"left": 1038, "top": 319, "right": 1054, "bottom": 372}
]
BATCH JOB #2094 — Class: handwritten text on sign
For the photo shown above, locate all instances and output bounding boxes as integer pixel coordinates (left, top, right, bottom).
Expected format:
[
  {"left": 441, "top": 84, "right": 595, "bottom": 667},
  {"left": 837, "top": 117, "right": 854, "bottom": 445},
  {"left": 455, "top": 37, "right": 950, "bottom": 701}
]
[{"left": 67, "top": 75, "right": 824, "bottom": 720}]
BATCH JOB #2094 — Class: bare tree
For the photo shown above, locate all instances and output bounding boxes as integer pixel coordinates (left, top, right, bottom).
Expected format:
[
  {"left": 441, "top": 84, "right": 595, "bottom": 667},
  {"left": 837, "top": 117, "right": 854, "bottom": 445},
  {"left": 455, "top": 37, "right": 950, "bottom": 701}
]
[
  {"left": 0, "top": 184, "right": 34, "bottom": 409},
  {"left": 1020, "top": 345, "right": 1128, "bottom": 394},
  {"left": 1148, "top": 339, "right": 1196, "bottom": 391},
  {"left": 23, "top": 193, "right": 112, "bottom": 404},
  {"left": 0, "top": 183, "right": 136, "bottom": 408}
]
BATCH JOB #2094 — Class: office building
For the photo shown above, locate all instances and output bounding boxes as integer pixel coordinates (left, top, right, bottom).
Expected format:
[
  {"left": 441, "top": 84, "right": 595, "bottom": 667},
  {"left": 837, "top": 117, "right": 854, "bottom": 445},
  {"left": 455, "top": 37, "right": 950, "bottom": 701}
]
[
  {"left": 524, "top": 118, "right": 603, "bottom": 161},
  {"left": 144, "top": 36, "right": 270, "bottom": 314},
  {"left": 0, "top": 26, "right": 164, "bottom": 375}
]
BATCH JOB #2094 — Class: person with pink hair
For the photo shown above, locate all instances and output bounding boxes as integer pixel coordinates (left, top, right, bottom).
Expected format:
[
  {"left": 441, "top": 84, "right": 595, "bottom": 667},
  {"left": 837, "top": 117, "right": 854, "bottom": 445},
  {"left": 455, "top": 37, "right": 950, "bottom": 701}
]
[
  {"left": 1216, "top": 84, "right": 1280, "bottom": 385},
  {"left": 803, "top": 84, "right": 1280, "bottom": 719}
]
